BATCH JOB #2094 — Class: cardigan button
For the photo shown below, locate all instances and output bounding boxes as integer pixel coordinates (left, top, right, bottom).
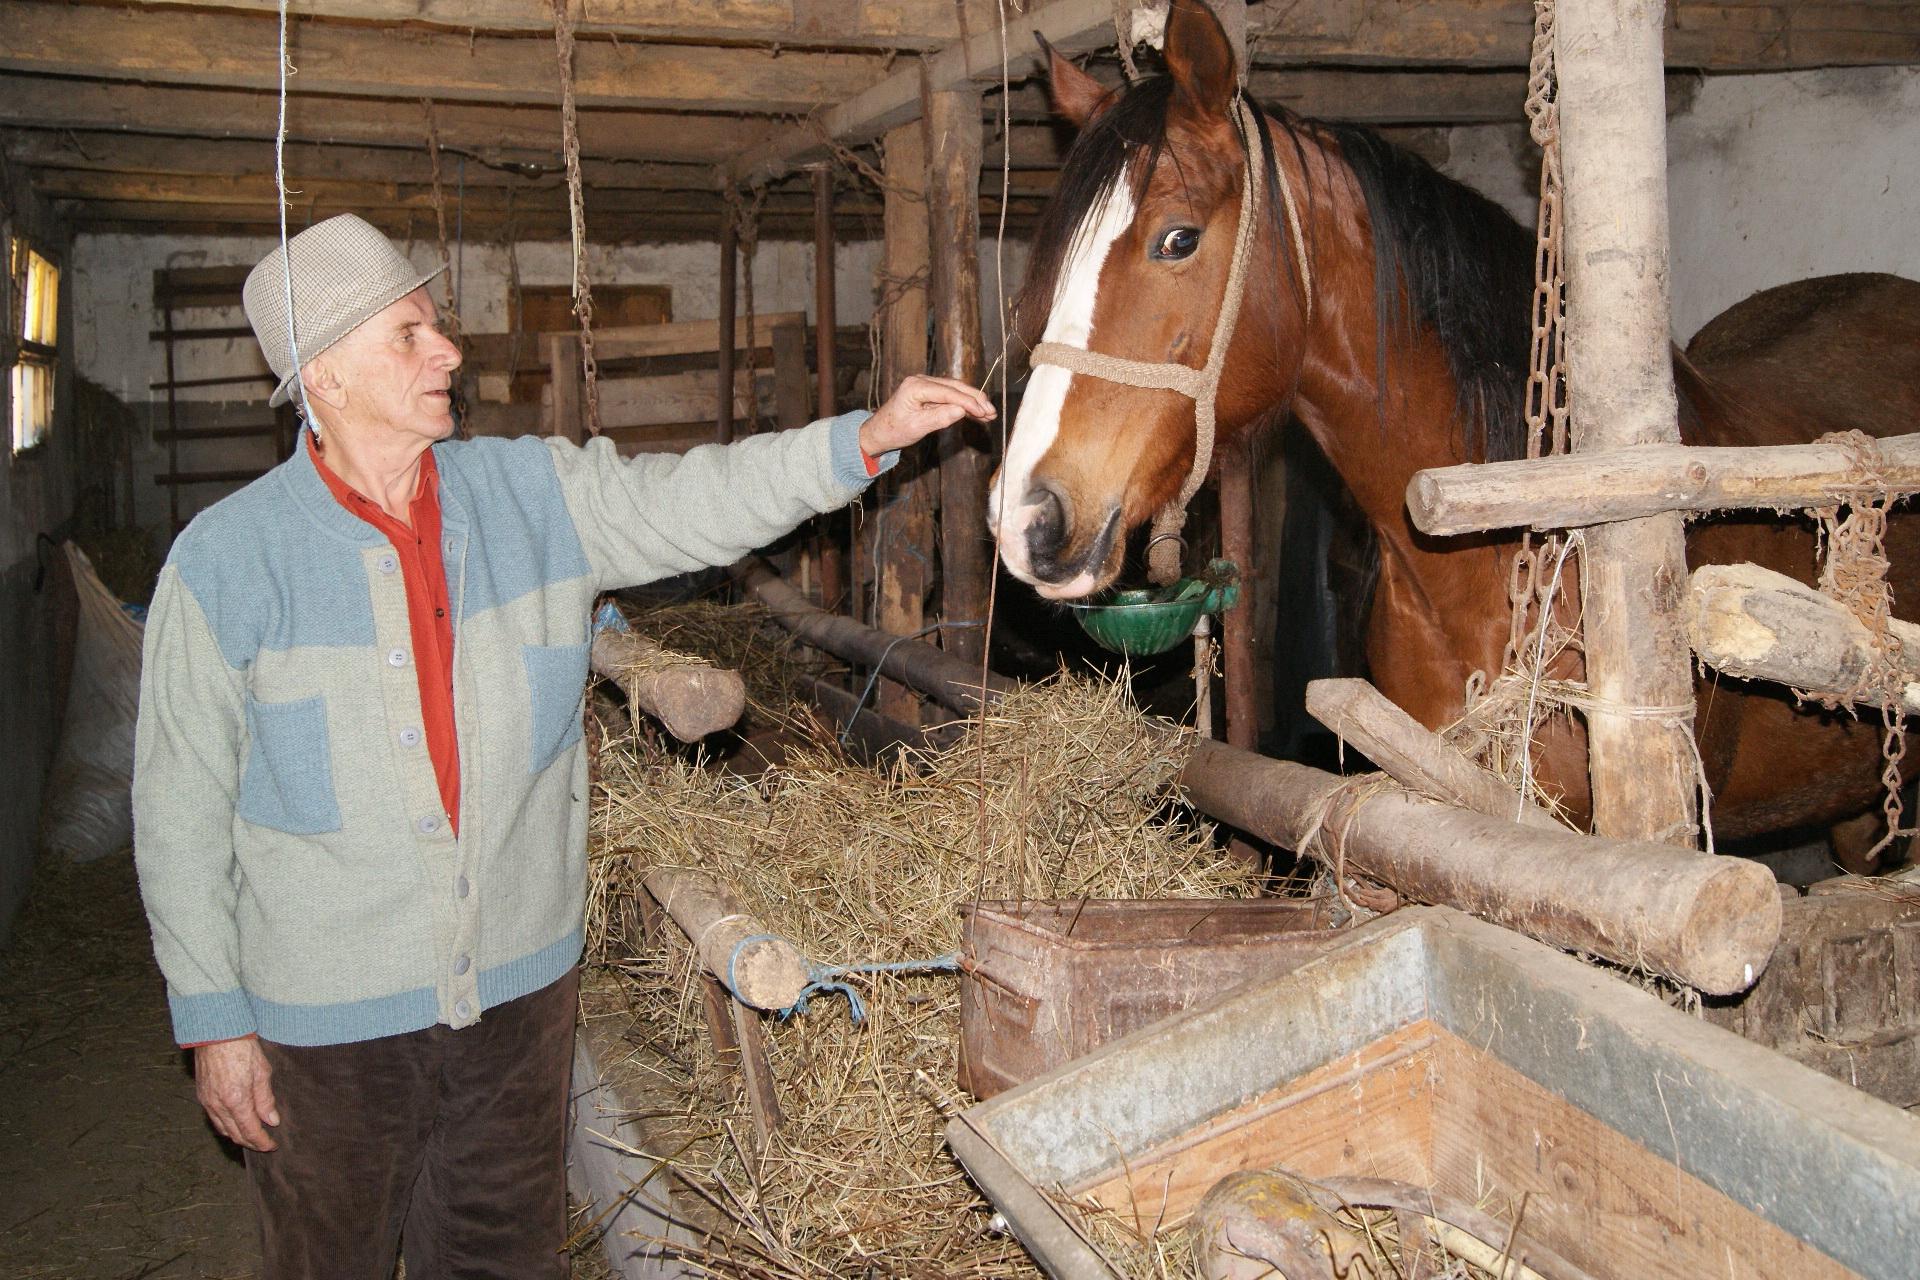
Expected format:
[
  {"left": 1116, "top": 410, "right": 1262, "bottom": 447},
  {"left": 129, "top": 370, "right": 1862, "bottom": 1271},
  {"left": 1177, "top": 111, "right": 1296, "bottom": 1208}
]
[
  {"left": 454, "top": 954, "right": 472, "bottom": 976},
  {"left": 454, "top": 999, "right": 472, "bottom": 1020},
  {"left": 387, "top": 648, "right": 409, "bottom": 668},
  {"left": 456, "top": 875, "right": 471, "bottom": 899},
  {"left": 376, "top": 553, "right": 398, "bottom": 574},
  {"left": 417, "top": 814, "right": 441, "bottom": 834},
  {"left": 398, "top": 726, "right": 422, "bottom": 748}
]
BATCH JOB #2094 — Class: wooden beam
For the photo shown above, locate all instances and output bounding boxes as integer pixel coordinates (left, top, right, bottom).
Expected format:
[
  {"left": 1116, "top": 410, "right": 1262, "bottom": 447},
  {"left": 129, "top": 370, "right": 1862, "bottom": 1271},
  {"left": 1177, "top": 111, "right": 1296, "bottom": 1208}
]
[
  {"left": 716, "top": 211, "right": 737, "bottom": 445},
  {"left": 1408, "top": 434, "right": 1920, "bottom": 536},
  {"left": 0, "top": 76, "right": 771, "bottom": 165},
  {"left": 1687, "top": 562, "right": 1920, "bottom": 714},
  {"left": 928, "top": 85, "right": 992, "bottom": 670},
  {"left": 874, "top": 119, "right": 934, "bottom": 722},
  {"left": 4, "top": 131, "right": 714, "bottom": 192},
  {"left": 728, "top": 0, "right": 1120, "bottom": 189},
  {"left": 1557, "top": 0, "right": 1698, "bottom": 846},
  {"left": 125, "top": 0, "right": 996, "bottom": 51},
  {"left": 0, "top": 3, "right": 889, "bottom": 114}
]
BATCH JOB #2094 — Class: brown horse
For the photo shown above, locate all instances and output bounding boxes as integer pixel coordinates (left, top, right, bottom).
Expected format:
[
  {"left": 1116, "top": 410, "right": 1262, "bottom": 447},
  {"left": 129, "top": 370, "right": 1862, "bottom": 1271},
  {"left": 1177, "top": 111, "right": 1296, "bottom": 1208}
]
[{"left": 987, "top": 0, "right": 1920, "bottom": 852}]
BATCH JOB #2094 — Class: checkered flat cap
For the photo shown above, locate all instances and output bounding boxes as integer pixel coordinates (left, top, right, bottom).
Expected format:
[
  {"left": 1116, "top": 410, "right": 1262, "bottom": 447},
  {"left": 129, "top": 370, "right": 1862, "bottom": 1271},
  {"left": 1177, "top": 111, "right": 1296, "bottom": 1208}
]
[{"left": 243, "top": 214, "right": 445, "bottom": 408}]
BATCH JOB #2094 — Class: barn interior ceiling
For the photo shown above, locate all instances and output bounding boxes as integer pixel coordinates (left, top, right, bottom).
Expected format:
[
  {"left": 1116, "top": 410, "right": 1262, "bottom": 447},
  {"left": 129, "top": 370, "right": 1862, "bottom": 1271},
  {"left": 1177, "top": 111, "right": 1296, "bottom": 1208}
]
[{"left": 1, "top": 0, "right": 1915, "bottom": 242}]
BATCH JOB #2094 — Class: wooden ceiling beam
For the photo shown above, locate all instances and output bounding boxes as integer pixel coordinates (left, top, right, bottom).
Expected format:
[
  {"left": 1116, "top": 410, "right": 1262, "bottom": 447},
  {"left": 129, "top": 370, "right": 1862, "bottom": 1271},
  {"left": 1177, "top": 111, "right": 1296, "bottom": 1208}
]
[
  {"left": 0, "top": 76, "right": 772, "bottom": 165},
  {"left": 121, "top": 0, "right": 997, "bottom": 51},
  {"left": 1, "top": 1, "right": 890, "bottom": 113}
]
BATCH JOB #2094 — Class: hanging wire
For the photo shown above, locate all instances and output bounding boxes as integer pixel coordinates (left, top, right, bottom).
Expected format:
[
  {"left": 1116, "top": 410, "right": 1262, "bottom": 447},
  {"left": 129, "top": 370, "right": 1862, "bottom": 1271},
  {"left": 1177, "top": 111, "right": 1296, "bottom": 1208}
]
[{"left": 274, "top": 0, "right": 313, "bottom": 431}]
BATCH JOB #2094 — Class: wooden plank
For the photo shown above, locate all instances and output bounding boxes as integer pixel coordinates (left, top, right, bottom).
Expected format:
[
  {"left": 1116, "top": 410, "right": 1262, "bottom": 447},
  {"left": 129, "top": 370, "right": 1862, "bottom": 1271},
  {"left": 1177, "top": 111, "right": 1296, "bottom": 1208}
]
[
  {"left": 126, "top": 0, "right": 993, "bottom": 50},
  {"left": 0, "top": 75, "right": 771, "bottom": 164},
  {"left": 1426, "top": 1026, "right": 1852, "bottom": 1280},
  {"left": 0, "top": 2, "right": 890, "bottom": 114},
  {"left": 151, "top": 423, "right": 279, "bottom": 441},
  {"left": 1071, "top": 1019, "right": 1438, "bottom": 1231},
  {"left": 874, "top": 120, "right": 934, "bottom": 723},
  {"left": 10, "top": 131, "right": 715, "bottom": 193},
  {"left": 153, "top": 468, "right": 270, "bottom": 485},
  {"left": 596, "top": 313, "right": 808, "bottom": 363},
  {"left": 544, "top": 332, "right": 583, "bottom": 444},
  {"left": 927, "top": 85, "right": 992, "bottom": 671},
  {"left": 716, "top": 213, "right": 737, "bottom": 445},
  {"left": 727, "top": 1000, "right": 785, "bottom": 1146}
]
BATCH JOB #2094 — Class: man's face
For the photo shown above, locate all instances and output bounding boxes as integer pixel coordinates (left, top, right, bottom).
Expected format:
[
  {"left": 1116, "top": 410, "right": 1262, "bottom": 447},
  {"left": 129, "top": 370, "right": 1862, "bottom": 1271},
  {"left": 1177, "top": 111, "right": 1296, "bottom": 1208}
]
[{"left": 319, "top": 287, "right": 462, "bottom": 442}]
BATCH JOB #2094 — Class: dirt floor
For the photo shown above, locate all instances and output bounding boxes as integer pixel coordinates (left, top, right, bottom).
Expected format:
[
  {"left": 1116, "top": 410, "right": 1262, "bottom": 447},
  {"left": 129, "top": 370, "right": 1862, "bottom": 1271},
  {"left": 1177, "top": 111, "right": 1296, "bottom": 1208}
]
[{"left": 0, "top": 852, "right": 617, "bottom": 1279}]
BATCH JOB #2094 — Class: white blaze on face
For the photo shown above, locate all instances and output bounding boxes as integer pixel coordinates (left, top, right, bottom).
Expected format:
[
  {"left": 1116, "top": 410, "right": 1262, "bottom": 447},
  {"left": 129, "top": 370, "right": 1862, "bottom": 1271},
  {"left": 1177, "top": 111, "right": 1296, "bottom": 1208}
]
[{"left": 991, "top": 178, "right": 1137, "bottom": 590}]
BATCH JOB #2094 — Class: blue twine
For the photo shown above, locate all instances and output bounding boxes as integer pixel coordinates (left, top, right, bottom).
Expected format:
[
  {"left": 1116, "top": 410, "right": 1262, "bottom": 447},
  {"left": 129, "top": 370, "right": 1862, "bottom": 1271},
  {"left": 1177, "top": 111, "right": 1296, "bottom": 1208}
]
[
  {"left": 725, "top": 933, "right": 959, "bottom": 1027},
  {"left": 592, "top": 598, "right": 630, "bottom": 636}
]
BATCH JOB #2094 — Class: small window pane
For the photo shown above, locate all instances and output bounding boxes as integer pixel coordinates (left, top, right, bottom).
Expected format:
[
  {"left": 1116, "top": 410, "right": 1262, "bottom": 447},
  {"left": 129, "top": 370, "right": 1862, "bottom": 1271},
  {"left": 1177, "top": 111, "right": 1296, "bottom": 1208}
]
[
  {"left": 11, "top": 359, "right": 53, "bottom": 453},
  {"left": 22, "top": 247, "right": 58, "bottom": 347}
]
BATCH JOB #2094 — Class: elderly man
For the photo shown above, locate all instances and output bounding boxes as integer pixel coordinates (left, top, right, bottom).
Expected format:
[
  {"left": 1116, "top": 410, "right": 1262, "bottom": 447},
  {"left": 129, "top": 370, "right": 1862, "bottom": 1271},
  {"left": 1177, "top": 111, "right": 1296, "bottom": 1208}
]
[{"left": 131, "top": 214, "right": 991, "bottom": 1278}]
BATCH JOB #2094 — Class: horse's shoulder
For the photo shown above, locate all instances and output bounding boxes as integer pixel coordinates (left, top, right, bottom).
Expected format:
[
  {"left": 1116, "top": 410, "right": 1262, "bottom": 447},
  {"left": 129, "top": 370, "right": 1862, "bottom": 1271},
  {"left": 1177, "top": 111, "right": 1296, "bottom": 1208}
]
[{"left": 1688, "top": 272, "right": 1920, "bottom": 366}]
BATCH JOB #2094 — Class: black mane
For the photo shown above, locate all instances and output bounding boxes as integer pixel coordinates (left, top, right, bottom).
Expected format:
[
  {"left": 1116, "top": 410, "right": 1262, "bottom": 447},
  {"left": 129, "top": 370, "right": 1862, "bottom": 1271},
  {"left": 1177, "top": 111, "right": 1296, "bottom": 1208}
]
[{"left": 1018, "top": 73, "right": 1536, "bottom": 465}]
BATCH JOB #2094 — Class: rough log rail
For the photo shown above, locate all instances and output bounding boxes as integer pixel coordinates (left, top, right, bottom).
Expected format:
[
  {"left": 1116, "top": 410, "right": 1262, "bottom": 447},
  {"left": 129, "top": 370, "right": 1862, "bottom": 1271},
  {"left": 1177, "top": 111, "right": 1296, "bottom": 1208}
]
[
  {"left": 1408, "top": 433, "right": 1920, "bottom": 536},
  {"left": 741, "top": 564, "right": 1779, "bottom": 994},
  {"left": 1688, "top": 563, "right": 1920, "bottom": 714}
]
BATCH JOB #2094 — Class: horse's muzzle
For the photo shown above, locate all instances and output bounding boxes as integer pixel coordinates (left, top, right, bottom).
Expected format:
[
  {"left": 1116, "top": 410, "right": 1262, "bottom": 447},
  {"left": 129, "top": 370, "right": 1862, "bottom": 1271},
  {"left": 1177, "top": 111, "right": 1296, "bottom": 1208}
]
[{"left": 996, "top": 484, "right": 1121, "bottom": 599}]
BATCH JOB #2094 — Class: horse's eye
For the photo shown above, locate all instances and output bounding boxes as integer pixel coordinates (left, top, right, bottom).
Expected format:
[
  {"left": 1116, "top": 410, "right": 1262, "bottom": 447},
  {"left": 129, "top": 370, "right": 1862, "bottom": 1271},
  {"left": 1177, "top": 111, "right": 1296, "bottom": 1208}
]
[{"left": 1154, "top": 227, "right": 1201, "bottom": 261}]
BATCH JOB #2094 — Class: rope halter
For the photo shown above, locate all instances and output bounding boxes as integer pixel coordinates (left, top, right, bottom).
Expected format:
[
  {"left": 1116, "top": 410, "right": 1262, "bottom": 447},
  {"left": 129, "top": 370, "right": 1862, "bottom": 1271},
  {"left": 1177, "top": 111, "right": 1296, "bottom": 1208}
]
[{"left": 1029, "top": 98, "right": 1312, "bottom": 585}]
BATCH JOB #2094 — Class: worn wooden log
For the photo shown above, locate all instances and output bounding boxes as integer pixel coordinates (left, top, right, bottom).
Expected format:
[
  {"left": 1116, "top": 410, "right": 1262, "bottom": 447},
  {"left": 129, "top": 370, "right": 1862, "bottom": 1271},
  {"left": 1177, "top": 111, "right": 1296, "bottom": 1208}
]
[
  {"left": 1687, "top": 562, "right": 1920, "bottom": 713},
  {"left": 642, "top": 868, "right": 811, "bottom": 1012},
  {"left": 1407, "top": 434, "right": 1920, "bottom": 536},
  {"left": 1194, "top": 1170, "right": 1371, "bottom": 1280},
  {"left": 1305, "top": 678, "right": 1561, "bottom": 831},
  {"left": 589, "top": 627, "right": 746, "bottom": 743},
  {"left": 1557, "top": 0, "right": 1698, "bottom": 845},
  {"left": 737, "top": 558, "right": 1013, "bottom": 714},
  {"left": 1178, "top": 738, "right": 1779, "bottom": 994}
]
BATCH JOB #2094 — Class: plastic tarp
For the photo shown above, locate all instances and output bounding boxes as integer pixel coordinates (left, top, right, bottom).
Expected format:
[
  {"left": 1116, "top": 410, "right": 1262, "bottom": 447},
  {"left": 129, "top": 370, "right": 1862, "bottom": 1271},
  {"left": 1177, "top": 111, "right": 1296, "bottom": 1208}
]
[{"left": 40, "top": 541, "right": 144, "bottom": 862}]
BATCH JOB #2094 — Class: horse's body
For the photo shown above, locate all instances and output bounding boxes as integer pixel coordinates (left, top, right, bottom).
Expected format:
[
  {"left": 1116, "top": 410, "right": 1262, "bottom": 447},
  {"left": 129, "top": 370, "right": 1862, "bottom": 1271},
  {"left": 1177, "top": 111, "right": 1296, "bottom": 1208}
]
[{"left": 989, "top": 1, "right": 1920, "bottom": 846}]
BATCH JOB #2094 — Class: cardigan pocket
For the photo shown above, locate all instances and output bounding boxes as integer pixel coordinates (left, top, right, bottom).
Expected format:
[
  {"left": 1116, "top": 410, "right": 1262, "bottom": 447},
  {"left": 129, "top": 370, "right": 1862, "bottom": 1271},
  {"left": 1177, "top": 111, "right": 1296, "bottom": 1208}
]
[
  {"left": 522, "top": 641, "right": 590, "bottom": 773},
  {"left": 237, "top": 694, "right": 343, "bottom": 835}
]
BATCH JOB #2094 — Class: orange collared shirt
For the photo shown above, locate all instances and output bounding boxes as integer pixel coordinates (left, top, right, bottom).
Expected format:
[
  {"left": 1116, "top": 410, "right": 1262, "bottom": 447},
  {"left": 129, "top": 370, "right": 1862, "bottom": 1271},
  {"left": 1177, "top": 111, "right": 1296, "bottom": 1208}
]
[{"left": 306, "top": 433, "right": 460, "bottom": 834}]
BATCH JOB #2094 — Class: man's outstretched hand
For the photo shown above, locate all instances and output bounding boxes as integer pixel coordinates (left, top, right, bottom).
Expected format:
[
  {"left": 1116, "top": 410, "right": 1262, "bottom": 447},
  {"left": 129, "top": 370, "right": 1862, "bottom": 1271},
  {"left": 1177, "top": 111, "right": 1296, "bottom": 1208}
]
[
  {"left": 195, "top": 1037, "right": 280, "bottom": 1152},
  {"left": 859, "top": 374, "right": 995, "bottom": 457}
]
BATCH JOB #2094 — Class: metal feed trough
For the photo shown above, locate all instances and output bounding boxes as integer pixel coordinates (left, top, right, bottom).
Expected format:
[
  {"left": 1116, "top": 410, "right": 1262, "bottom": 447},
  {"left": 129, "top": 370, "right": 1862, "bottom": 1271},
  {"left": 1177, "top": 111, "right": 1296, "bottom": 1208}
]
[{"left": 948, "top": 906, "right": 1920, "bottom": 1280}]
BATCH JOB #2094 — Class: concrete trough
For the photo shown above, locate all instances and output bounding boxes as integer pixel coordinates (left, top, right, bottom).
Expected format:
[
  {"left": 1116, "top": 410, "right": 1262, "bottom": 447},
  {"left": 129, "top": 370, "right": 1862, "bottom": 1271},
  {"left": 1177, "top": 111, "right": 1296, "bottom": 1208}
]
[{"left": 949, "top": 906, "right": 1920, "bottom": 1280}]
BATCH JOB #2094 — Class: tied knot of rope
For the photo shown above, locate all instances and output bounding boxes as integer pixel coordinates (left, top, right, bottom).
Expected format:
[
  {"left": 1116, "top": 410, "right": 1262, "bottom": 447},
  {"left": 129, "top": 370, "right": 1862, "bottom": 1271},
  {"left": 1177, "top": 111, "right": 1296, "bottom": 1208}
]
[
  {"left": 725, "top": 934, "right": 959, "bottom": 1026},
  {"left": 1028, "top": 97, "right": 1308, "bottom": 586}
]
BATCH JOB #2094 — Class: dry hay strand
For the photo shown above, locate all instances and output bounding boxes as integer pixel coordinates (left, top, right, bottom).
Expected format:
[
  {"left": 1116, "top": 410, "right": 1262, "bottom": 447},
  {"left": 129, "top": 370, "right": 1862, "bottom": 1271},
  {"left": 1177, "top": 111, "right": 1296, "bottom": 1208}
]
[{"left": 586, "top": 674, "right": 1266, "bottom": 1277}]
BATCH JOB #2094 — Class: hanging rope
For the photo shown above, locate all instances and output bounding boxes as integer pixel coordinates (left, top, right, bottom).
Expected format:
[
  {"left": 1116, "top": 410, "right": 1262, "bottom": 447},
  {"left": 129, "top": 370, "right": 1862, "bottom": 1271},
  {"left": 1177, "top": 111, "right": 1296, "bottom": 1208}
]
[
  {"left": 420, "top": 98, "right": 464, "bottom": 343},
  {"left": 549, "top": 0, "right": 602, "bottom": 436}
]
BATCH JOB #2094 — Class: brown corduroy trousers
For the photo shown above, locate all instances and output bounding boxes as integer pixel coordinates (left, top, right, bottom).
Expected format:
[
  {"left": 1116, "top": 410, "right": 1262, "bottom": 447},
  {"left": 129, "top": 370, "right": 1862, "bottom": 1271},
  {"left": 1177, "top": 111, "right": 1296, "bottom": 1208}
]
[{"left": 244, "top": 968, "right": 580, "bottom": 1280}]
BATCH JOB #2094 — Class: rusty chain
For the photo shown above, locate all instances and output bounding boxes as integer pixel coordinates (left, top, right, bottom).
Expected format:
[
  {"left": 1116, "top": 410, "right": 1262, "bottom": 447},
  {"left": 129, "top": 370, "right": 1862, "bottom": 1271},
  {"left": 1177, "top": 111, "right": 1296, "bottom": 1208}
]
[{"left": 550, "top": 0, "right": 601, "bottom": 436}]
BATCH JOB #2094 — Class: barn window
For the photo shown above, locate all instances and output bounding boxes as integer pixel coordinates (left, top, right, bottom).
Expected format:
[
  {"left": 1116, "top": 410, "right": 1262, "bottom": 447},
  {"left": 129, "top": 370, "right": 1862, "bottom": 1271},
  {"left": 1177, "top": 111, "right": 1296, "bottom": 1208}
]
[{"left": 8, "top": 238, "right": 59, "bottom": 456}]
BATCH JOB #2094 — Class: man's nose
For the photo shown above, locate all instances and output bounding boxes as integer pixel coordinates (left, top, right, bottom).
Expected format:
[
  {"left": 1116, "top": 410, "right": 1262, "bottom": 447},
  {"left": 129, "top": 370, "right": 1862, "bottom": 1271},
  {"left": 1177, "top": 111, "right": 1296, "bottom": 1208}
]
[{"left": 435, "top": 329, "right": 463, "bottom": 369}]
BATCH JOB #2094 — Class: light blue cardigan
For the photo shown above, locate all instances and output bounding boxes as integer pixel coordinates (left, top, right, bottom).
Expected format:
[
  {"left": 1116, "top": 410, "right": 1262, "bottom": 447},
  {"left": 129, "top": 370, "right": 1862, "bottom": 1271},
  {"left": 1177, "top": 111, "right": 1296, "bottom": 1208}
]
[{"left": 133, "top": 413, "right": 883, "bottom": 1046}]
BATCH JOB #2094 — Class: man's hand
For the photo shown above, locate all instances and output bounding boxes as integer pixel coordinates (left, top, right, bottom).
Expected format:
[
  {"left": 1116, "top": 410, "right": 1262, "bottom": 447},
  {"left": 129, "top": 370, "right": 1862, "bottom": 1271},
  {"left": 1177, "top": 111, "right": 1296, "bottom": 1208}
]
[
  {"left": 859, "top": 374, "right": 996, "bottom": 457},
  {"left": 194, "top": 1037, "right": 280, "bottom": 1152}
]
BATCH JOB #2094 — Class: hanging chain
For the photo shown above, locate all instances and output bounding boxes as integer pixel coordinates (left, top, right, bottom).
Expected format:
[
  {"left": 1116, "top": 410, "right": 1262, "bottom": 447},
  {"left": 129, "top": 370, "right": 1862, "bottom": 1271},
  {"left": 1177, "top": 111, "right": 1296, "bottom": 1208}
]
[
  {"left": 550, "top": 0, "right": 601, "bottom": 436},
  {"left": 1499, "top": 0, "right": 1575, "bottom": 680},
  {"left": 420, "top": 99, "right": 463, "bottom": 344}
]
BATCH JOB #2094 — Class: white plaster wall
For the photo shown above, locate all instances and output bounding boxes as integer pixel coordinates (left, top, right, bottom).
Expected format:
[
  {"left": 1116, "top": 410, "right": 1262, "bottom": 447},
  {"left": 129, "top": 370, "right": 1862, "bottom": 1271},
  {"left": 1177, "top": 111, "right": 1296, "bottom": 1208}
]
[{"left": 1438, "top": 65, "right": 1920, "bottom": 343}]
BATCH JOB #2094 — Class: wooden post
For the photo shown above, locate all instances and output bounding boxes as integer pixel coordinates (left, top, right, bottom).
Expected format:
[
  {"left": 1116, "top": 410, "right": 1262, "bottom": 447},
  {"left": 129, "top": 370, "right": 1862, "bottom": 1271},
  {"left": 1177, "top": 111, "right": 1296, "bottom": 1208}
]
[
  {"left": 1557, "top": 0, "right": 1697, "bottom": 846},
  {"left": 811, "top": 165, "right": 850, "bottom": 615},
  {"left": 716, "top": 206, "right": 738, "bottom": 444},
  {"left": 1219, "top": 440, "right": 1257, "bottom": 752},
  {"left": 926, "top": 85, "right": 991, "bottom": 668},
  {"left": 543, "top": 332, "right": 583, "bottom": 444},
  {"left": 874, "top": 120, "right": 933, "bottom": 722}
]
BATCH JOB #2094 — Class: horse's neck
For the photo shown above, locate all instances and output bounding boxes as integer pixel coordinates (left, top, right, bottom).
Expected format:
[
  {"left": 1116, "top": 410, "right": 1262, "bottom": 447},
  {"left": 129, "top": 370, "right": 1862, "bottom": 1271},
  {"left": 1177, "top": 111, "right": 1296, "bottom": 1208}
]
[{"left": 1292, "top": 303, "right": 1516, "bottom": 697}]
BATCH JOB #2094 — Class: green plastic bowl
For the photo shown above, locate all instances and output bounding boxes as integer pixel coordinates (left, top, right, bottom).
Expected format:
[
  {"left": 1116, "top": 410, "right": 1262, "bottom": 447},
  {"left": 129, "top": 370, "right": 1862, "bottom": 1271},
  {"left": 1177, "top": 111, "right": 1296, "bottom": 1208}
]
[{"left": 1069, "top": 563, "right": 1241, "bottom": 656}]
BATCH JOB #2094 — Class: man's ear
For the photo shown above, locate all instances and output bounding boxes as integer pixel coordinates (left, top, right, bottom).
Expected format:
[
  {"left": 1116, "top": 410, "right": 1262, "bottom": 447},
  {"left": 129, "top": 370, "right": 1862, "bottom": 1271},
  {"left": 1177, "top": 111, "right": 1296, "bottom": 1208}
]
[
  {"left": 302, "top": 353, "right": 348, "bottom": 413},
  {"left": 1041, "top": 35, "right": 1116, "bottom": 130},
  {"left": 1163, "top": 0, "right": 1238, "bottom": 123}
]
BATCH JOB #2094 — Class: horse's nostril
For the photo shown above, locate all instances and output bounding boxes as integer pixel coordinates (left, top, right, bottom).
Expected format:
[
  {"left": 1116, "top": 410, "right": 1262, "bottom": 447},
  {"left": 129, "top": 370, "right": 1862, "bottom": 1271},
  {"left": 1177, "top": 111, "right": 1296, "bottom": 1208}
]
[{"left": 1026, "top": 488, "right": 1069, "bottom": 560}]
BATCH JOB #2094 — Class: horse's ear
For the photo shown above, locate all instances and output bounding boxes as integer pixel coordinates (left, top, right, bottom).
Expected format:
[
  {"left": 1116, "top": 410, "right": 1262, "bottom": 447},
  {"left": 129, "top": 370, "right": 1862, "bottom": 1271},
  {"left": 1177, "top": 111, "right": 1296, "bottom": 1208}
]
[
  {"left": 1039, "top": 34, "right": 1115, "bottom": 130},
  {"left": 1164, "top": 0, "right": 1238, "bottom": 121}
]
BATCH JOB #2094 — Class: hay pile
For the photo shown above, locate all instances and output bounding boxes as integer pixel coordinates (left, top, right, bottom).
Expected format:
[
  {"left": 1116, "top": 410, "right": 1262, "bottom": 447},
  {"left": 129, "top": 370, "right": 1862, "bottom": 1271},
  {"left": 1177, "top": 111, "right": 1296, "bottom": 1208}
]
[{"left": 585, "top": 674, "right": 1265, "bottom": 1276}]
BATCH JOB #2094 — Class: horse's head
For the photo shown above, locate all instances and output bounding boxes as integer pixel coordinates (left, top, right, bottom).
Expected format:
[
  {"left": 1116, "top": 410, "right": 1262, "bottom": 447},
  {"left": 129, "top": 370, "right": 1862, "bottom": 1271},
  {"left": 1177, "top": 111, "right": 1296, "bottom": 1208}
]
[{"left": 989, "top": 0, "right": 1305, "bottom": 599}]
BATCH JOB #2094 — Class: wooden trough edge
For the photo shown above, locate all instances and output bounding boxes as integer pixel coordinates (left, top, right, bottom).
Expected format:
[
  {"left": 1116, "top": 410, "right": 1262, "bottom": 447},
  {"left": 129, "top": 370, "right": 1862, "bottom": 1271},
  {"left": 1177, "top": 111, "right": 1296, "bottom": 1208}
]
[{"left": 731, "top": 558, "right": 1782, "bottom": 995}]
